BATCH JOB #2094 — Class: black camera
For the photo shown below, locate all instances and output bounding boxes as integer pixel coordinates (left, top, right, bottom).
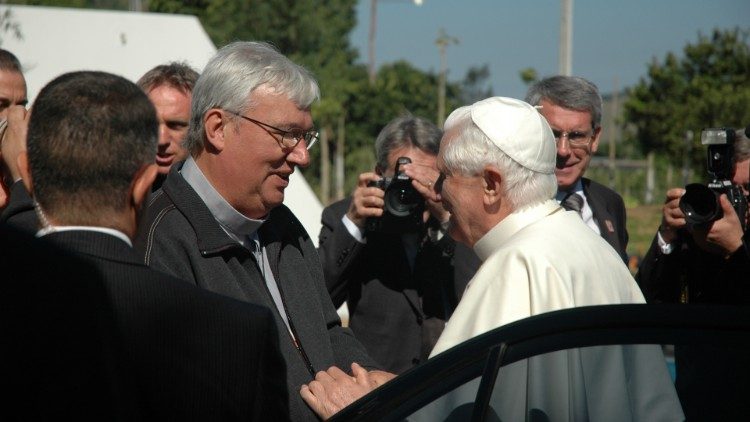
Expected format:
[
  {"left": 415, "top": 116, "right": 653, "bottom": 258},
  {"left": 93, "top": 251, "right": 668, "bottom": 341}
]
[
  {"left": 679, "top": 128, "right": 748, "bottom": 231},
  {"left": 365, "top": 156, "right": 425, "bottom": 234}
]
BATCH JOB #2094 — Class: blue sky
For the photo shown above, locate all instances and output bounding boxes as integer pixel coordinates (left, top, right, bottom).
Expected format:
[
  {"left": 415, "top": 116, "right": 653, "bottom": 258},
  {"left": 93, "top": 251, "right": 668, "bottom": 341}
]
[{"left": 349, "top": 0, "right": 749, "bottom": 100}]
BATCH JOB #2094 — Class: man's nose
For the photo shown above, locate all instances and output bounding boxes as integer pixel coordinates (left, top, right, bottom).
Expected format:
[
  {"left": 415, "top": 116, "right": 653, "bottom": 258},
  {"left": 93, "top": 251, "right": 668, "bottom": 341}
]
[
  {"left": 287, "top": 140, "right": 310, "bottom": 168},
  {"left": 158, "top": 124, "right": 170, "bottom": 146},
  {"left": 556, "top": 137, "right": 571, "bottom": 156}
]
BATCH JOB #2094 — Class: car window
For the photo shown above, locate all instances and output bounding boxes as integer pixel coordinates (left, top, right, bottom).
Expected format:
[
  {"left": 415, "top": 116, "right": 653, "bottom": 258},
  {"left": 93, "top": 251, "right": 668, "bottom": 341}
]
[{"left": 405, "top": 344, "right": 684, "bottom": 422}]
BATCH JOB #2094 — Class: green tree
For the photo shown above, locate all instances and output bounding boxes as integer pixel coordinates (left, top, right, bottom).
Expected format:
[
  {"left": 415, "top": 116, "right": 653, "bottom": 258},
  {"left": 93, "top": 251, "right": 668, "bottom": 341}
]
[
  {"left": 518, "top": 67, "right": 538, "bottom": 86},
  {"left": 460, "top": 63, "right": 493, "bottom": 105},
  {"left": 623, "top": 28, "right": 750, "bottom": 171},
  {"left": 305, "top": 60, "right": 463, "bottom": 199}
]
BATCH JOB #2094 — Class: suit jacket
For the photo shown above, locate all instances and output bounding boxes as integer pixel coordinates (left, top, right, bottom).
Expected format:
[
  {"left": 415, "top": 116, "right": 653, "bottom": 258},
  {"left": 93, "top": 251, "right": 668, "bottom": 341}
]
[
  {"left": 5, "top": 228, "right": 289, "bottom": 421},
  {"left": 2, "top": 224, "right": 139, "bottom": 420},
  {"left": 319, "top": 198, "right": 467, "bottom": 374},
  {"left": 135, "top": 163, "right": 375, "bottom": 421},
  {"left": 636, "top": 230, "right": 750, "bottom": 420},
  {"left": 582, "top": 177, "right": 629, "bottom": 262}
]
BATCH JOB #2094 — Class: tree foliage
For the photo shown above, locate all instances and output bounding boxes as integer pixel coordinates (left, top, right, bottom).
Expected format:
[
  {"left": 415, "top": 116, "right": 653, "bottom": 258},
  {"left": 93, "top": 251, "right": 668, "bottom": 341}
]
[
  {"left": 623, "top": 28, "right": 750, "bottom": 170},
  {"left": 460, "top": 63, "right": 493, "bottom": 104}
]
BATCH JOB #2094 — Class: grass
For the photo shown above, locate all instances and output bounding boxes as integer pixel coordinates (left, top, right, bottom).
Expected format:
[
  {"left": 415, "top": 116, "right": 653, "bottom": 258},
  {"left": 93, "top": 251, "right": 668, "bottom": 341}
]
[{"left": 626, "top": 204, "right": 663, "bottom": 260}]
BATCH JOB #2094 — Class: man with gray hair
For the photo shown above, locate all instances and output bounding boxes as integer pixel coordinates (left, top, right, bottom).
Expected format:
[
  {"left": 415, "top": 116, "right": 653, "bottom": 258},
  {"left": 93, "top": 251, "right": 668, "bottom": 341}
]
[
  {"left": 319, "top": 115, "right": 468, "bottom": 374},
  {"left": 135, "top": 41, "right": 379, "bottom": 421},
  {"left": 432, "top": 96, "right": 641, "bottom": 352},
  {"left": 301, "top": 97, "right": 681, "bottom": 421},
  {"left": 526, "top": 75, "right": 629, "bottom": 262}
]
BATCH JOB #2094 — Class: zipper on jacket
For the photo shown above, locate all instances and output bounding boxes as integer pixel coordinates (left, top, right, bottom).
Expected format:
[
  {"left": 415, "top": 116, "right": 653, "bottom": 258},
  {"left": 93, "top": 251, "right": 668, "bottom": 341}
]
[{"left": 246, "top": 247, "right": 317, "bottom": 378}]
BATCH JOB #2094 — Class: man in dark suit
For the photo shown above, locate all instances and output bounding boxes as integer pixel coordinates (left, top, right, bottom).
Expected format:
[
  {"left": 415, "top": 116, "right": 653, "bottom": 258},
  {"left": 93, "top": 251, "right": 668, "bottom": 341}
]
[
  {"left": 318, "top": 116, "right": 469, "bottom": 374},
  {"left": 5, "top": 70, "right": 288, "bottom": 420},
  {"left": 525, "top": 75, "right": 629, "bottom": 262}
]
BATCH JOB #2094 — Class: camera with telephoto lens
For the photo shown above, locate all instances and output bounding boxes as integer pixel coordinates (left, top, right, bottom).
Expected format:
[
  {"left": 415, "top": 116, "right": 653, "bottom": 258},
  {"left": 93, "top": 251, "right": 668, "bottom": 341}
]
[
  {"left": 679, "top": 128, "right": 748, "bottom": 231},
  {"left": 365, "top": 156, "right": 425, "bottom": 234}
]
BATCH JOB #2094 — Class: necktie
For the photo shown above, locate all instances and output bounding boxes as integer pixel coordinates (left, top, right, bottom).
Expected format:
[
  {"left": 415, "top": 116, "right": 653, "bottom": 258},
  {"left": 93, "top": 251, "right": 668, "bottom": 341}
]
[{"left": 562, "top": 192, "right": 584, "bottom": 216}]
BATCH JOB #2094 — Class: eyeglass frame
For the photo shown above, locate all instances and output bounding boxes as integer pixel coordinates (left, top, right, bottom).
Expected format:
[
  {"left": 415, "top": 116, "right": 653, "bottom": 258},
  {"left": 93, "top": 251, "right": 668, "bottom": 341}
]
[
  {"left": 225, "top": 110, "right": 319, "bottom": 150},
  {"left": 551, "top": 128, "right": 597, "bottom": 148}
]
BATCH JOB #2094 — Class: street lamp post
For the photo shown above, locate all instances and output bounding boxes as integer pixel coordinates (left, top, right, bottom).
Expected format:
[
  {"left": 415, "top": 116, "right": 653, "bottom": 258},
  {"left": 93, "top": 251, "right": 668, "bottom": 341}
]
[
  {"left": 559, "top": 0, "right": 573, "bottom": 75},
  {"left": 368, "top": 0, "right": 424, "bottom": 85},
  {"left": 436, "top": 28, "right": 458, "bottom": 129}
]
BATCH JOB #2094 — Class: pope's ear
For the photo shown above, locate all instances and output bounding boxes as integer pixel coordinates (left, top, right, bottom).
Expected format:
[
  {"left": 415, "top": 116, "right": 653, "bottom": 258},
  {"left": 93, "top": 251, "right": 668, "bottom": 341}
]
[{"left": 482, "top": 165, "right": 502, "bottom": 206}]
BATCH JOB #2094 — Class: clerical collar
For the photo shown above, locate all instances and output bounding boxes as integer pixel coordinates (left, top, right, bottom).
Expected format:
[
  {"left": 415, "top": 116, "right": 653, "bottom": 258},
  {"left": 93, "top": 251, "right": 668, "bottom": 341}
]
[
  {"left": 473, "top": 199, "right": 560, "bottom": 262},
  {"left": 555, "top": 179, "right": 584, "bottom": 202},
  {"left": 181, "top": 156, "right": 265, "bottom": 239},
  {"left": 37, "top": 225, "right": 132, "bottom": 247}
]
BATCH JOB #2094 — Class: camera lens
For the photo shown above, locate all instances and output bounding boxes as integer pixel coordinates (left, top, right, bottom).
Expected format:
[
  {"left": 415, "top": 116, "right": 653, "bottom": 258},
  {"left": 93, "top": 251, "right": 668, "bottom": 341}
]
[
  {"left": 679, "top": 183, "right": 722, "bottom": 226},
  {"left": 385, "top": 186, "right": 420, "bottom": 216}
]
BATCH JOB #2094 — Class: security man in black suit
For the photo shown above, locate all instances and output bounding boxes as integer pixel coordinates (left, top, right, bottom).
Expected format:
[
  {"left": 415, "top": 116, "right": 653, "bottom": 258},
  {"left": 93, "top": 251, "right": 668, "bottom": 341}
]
[
  {"left": 318, "top": 115, "right": 470, "bottom": 374},
  {"left": 3, "top": 71, "right": 289, "bottom": 420}
]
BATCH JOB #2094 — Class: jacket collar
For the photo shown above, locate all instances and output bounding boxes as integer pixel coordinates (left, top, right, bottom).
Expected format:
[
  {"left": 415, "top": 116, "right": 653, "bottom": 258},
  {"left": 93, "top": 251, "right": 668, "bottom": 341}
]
[
  {"left": 161, "top": 162, "right": 244, "bottom": 256},
  {"left": 42, "top": 230, "right": 142, "bottom": 265}
]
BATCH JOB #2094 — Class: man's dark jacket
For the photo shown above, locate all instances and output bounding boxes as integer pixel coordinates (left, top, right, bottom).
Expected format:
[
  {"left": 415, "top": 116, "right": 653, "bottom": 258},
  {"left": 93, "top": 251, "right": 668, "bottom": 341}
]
[
  {"left": 3, "top": 226, "right": 288, "bottom": 420},
  {"left": 582, "top": 177, "right": 629, "bottom": 262},
  {"left": 135, "top": 164, "right": 375, "bottom": 421},
  {"left": 318, "top": 197, "right": 467, "bottom": 373},
  {"left": 636, "top": 229, "right": 750, "bottom": 420}
]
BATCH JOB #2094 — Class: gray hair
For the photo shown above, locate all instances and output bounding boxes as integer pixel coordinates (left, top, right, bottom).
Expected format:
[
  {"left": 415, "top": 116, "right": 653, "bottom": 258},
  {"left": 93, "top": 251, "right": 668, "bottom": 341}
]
[
  {"left": 375, "top": 115, "right": 442, "bottom": 171},
  {"left": 525, "top": 75, "right": 603, "bottom": 129},
  {"left": 441, "top": 107, "right": 557, "bottom": 210},
  {"left": 185, "top": 41, "right": 320, "bottom": 155},
  {"left": 735, "top": 128, "right": 750, "bottom": 162}
]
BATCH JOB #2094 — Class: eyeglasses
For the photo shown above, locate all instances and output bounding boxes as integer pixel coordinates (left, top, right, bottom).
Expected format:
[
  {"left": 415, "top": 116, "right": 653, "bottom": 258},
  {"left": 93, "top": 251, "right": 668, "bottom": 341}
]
[
  {"left": 226, "top": 110, "right": 319, "bottom": 150},
  {"left": 552, "top": 129, "right": 594, "bottom": 147}
]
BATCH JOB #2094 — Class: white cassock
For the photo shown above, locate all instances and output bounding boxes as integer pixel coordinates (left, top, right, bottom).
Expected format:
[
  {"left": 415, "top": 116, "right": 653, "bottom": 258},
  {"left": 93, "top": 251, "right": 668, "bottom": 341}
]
[{"left": 412, "top": 200, "right": 683, "bottom": 422}]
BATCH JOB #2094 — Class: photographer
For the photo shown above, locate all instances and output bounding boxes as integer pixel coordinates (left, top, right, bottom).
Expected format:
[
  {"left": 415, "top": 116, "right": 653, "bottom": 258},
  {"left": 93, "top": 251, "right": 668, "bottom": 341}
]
[
  {"left": 637, "top": 128, "right": 750, "bottom": 304},
  {"left": 636, "top": 128, "right": 750, "bottom": 420},
  {"left": 318, "top": 115, "right": 469, "bottom": 374}
]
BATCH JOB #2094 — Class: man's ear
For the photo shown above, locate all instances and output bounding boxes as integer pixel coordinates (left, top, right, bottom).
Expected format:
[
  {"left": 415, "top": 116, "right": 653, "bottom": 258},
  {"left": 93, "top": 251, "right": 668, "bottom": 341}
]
[
  {"left": 131, "top": 163, "right": 158, "bottom": 208},
  {"left": 17, "top": 151, "right": 32, "bottom": 194},
  {"left": 482, "top": 165, "right": 503, "bottom": 206},
  {"left": 590, "top": 126, "right": 602, "bottom": 153},
  {"left": 204, "top": 109, "right": 228, "bottom": 152}
]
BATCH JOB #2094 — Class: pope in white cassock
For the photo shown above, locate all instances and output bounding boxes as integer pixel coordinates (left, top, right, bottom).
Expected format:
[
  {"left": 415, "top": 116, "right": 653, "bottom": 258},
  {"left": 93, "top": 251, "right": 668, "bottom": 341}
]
[
  {"left": 300, "top": 97, "right": 683, "bottom": 421},
  {"left": 414, "top": 97, "right": 683, "bottom": 421}
]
